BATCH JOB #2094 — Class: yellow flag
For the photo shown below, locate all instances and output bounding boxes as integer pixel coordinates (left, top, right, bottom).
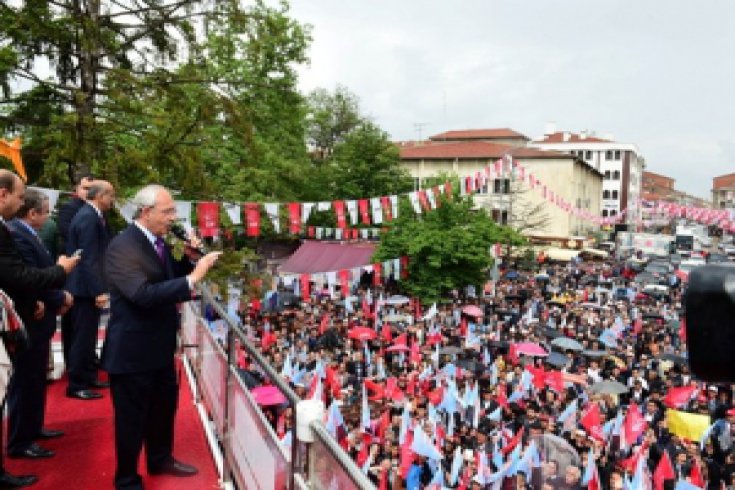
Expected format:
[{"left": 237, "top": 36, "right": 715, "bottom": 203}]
[
  {"left": 666, "top": 409, "right": 710, "bottom": 441},
  {"left": 0, "top": 138, "right": 26, "bottom": 182}
]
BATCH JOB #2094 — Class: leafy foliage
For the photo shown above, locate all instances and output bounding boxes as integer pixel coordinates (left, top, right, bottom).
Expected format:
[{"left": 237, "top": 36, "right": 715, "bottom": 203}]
[{"left": 374, "top": 192, "right": 525, "bottom": 302}]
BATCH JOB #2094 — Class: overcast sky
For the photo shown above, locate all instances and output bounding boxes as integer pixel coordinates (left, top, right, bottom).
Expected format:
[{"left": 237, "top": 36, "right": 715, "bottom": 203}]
[{"left": 288, "top": 0, "right": 735, "bottom": 199}]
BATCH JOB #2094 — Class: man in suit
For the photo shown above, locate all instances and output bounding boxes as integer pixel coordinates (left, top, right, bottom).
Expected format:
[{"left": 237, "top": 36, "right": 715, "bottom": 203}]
[
  {"left": 57, "top": 173, "right": 94, "bottom": 365},
  {"left": 102, "top": 184, "right": 221, "bottom": 490},
  {"left": 0, "top": 170, "right": 79, "bottom": 488},
  {"left": 7, "top": 190, "right": 73, "bottom": 459},
  {"left": 65, "top": 180, "right": 114, "bottom": 400}
]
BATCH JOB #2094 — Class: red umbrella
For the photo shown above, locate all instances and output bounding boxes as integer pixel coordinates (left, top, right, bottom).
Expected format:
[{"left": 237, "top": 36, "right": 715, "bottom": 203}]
[
  {"left": 386, "top": 344, "right": 410, "bottom": 352},
  {"left": 461, "top": 305, "right": 483, "bottom": 318},
  {"left": 251, "top": 385, "right": 287, "bottom": 406},
  {"left": 513, "top": 342, "right": 548, "bottom": 357},
  {"left": 348, "top": 327, "right": 377, "bottom": 341}
]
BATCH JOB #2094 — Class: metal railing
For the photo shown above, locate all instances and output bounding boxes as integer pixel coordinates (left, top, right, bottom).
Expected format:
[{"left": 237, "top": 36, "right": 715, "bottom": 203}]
[{"left": 181, "top": 284, "right": 375, "bottom": 490}]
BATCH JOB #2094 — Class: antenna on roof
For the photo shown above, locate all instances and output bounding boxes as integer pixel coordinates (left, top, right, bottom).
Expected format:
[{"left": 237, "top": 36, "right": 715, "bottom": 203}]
[{"left": 414, "top": 122, "right": 430, "bottom": 141}]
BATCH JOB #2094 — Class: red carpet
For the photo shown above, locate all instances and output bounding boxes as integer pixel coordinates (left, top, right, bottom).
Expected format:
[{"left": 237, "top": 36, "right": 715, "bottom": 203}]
[{"left": 6, "top": 368, "right": 220, "bottom": 489}]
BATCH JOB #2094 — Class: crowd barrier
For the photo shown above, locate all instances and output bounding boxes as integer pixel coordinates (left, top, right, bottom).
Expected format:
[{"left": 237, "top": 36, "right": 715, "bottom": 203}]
[{"left": 181, "top": 284, "right": 375, "bottom": 490}]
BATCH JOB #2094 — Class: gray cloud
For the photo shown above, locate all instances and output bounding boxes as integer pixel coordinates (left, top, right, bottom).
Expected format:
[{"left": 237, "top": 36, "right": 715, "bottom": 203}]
[{"left": 290, "top": 0, "right": 735, "bottom": 198}]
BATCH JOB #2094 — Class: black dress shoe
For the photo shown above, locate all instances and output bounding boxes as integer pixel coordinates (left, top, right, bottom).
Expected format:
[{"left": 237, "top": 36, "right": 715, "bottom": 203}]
[
  {"left": 35, "top": 428, "right": 64, "bottom": 439},
  {"left": 0, "top": 472, "right": 38, "bottom": 488},
  {"left": 148, "top": 459, "right": 198, "bottom": 477},
  {"left": 89, "top": 379, "right": 110, "bottom": 389},
  {"left": 66, "top": 389, "right": 103, "bottom": 400},
  {"left": 8, "top": 443, "right": 55, "bottom": 459}
]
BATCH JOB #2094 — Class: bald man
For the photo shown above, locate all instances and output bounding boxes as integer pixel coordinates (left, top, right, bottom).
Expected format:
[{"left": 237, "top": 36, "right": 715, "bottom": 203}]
[{"left": 65, "top": 180, "right": 115, "bottom": 400}]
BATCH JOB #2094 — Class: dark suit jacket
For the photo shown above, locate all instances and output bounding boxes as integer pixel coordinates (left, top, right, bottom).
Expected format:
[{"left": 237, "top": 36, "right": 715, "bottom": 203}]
[
  {"left": 8, "top": 219, "right": 65, "bottom": 338},
  {"left": 65, "top": 202, "right": 110, "bottom": 298},
  {"left": 57, "top": 196, "right": 85, "bottom": 245},
  {"left": 0, "top": 221, "right": 66, "bottom": 324},
  {"left": 101, "top": 224, "right": 193, "bottom": 374}
]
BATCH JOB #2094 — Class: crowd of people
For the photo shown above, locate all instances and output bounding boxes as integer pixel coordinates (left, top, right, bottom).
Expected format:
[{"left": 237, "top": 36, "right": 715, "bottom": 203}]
[{"left": 235, "top": 251, "right": 733, "bottom": 489}]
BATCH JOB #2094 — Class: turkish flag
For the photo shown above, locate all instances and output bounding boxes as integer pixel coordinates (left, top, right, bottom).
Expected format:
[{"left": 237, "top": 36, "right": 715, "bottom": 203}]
[
  {"left": 244, "top": 203, "right": 260, "bottom": 237},
  {"left": 689, "top": 460, "right": 705, "bottom": 487},
  {"left": 501, "top": 427, "right": 524, "bottom": 455},
  {"left": 428, "top": 387, "right": 444, "bottom": 406},
  {"left": 662, "top": 385, "right": 697, "bottom": 408},
  {"left": 319, "top": 313, "right": 330, "bottom": 334},
  {"left": 623, "top": 403, "right": 648, "bottom": 444},
  {"left": 358, "top": 199, "right": 370, "bottom": 224},
  {"left": 364, "top": 379, "right": 384, "bottom": 401},
  {"left": 287, "top": 202, "right": 301, "bottom": 234},
  {"left": 381, "top": 323, "right": 392, "bottom": 343},
  {"left": 380, "top": 196, "right": 393, "bottom": 221},
  {"left": 385, "top": 377, "right": 404, "bottom": 403},
  {"left": 418, "top": 190, "right": 430, "bottom": 211},
  {"left": 544, "top": 371, "right": 565, "bottom": 393},
  {"left": 580, "top": 403, "right": 604, "bottom": 441},
  {"left": 373, "top": 262, "right": 382, "bottom": 286},
  {"left": 333, "top": 200, "right": 347, "bottom": 228},
  {"left": 300, "top": 274, "right": 310, "bottom": 301}
]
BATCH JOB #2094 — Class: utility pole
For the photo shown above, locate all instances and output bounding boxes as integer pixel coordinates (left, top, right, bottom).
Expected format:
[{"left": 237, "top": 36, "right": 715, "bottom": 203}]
[{"left": 413, "top": 122, "right": 430, "bottom": 141}]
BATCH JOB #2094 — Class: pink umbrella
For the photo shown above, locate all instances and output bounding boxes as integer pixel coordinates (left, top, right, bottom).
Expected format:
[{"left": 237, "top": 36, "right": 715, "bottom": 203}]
[
  {"left": 461, "top": 305, "right": 483, "bottom": 318},
  {"left": 513, "top": 342, "right": 548, "bottom": 357},
  {"left": 348, "top": 327, "right": 378, "bottom": 341},
  {"left": 386, "top": 345, "right": 411, "bottom": 352},
  {"left": 251, "top": 385, "right": 287, "bottom": 406}
]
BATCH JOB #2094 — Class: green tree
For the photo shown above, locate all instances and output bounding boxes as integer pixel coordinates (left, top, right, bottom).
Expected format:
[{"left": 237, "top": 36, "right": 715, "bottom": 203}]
[
  {"left": 374, "top": 192, "right": 525, "bottom": 302},
  {"left": 305, "top": 85, "right": 361, "bottom": 163},
  {"left": 0, "top": 0, "right": 311, "bottom": 197}
]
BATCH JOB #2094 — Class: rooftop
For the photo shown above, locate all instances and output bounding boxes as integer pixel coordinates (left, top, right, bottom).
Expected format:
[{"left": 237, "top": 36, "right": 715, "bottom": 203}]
[
  {"left": 399, "top": 140, "right": 570, "bottom": 160},
  {"left": 429, "top": 128, "right": 529, "bottom": 141},
  {"left": 535, "top": 131, "right": 612, "bottom": 143}
]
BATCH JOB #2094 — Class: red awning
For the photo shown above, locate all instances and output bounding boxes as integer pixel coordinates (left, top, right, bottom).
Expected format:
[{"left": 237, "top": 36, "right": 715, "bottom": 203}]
[{"left": 279, "top": 241, "right": 377, "bottom": 274}]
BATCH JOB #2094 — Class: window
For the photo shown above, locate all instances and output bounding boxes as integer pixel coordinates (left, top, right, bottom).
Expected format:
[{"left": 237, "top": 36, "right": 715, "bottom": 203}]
[
  {"left": 494, "top": 179, "right": 510, "bottom": 194},
  {"left": 605, "top": 150, "right": 613, "bottom": 160},
  {"left": 491, "top": 209, "right": 508, "bottom": 225},
  {"left": 413, "top": 177, "right": 421, "bottom": 190},
  {"left": 603, "top": 190, "right": 610, "bottom": 199},
  {"left": 612, "top": 170, "right": 620, "bottom": 180},
  {"left": 604, "top": 171, "right": 611, "bottom": 180},
  {"left": 585, "top": 150, "right": 592, "bottom": 159},
  {"left": 614, "top": 150, "right": 621, "bottom": 160},
  {"left": 610, "top": 210, "right": 617, "bottom": 216},
  {"left": 612, "top": 190, "right": 619, "bottom": 199},
  {"left": 602, "top": 209, "right": 609, "bottom": 217}
]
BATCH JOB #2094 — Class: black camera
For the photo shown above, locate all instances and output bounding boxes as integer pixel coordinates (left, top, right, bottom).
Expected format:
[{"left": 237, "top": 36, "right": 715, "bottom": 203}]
[{"left": 685, "top": 264, "right": 735, "bottom": 382}]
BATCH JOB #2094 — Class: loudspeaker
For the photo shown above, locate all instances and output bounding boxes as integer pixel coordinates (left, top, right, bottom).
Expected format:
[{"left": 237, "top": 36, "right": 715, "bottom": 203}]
[{"left": 685, "top": 264, "right": 735, "bottom": 382}]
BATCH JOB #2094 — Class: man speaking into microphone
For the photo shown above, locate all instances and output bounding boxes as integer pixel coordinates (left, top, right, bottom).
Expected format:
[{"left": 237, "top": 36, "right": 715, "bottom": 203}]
[{"left": 101, "top": 184, "right": 221, "bottom": 490}]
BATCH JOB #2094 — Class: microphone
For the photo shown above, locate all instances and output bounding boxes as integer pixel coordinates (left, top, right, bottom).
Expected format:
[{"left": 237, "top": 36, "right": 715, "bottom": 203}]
[{"left": 170, "top": 222, "right": 206, "bottom": 256}]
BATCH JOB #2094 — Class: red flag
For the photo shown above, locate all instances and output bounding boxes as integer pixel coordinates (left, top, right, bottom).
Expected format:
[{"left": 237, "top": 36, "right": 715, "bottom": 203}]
[
  {"left": 418, "top": 190, "right": 430, "bottom": 210},
  {"left": 261, "top": 331, "right": 277, "bottom": 351},
  {"left": 428, "top": 387, "right": 444, "bottom": 406},
  {"left": 432, "top": 186, "right": 442, "bottom": 207},
  {"left": 319, "top": 313, "right": 330, "bottom": 335},
  {"left": 690, "top": 460, "right": 705, "bottom": 487},
  {"left": 623, "top": 403, "right": 648, "bottom": 444},
  {"left": 197, "top": 202, "right": 219, "bottom": 237},
  {"left": 373, "top": 262, "right": 382, "bottom": 286},
  {"left": 400, "top": 256, "right": 409, "bottom": 279},
  {"left": 378, "top": 469, "right": 388, "bottom": 490},
  {"left": 381, "top": 323, "right": 393, "bottom": 343},
  {"left": 380, "top": 196, "right": 393, "bottom": 221},
  {"left": 334, "top": 200, "right": 347, "bottom": 228},
  {"left": 662, "top": 385, "right": 697, "bottom": 408},
  {"left": 364, "top": 379, "right": 385, "bottom": 401},
  {"left": 338, "top": 269, "right": 349, "bottom": 295},
  {"left": 527, "top": 366, "right": 547, "bottom": 390},
  {"left": 679, "top": 317, "right": 687, "bottom": 342},
  {"left": 501, "top": 427, "right": 524, "bottom": 455},
  {"left": 580, "top": 403, "right": 604, "bottom": 441},
  {"left": 409, "top": 341, "right": 421, "bottom": 364},
  {"left": 392, "top": 333, "right": 407, "bottom": 347},
  {"left": 244, "top": 203, "right": 260, "bottom": 237},
  {"left": 300, "top": 274, "right": 310, "bottom": 301},
  {"left": 287, "top": 202, "right": 301, "bottom": 234},
  {"left": 633, "top": 318, "right": 643, "bottom": 335},
  {"left": 385, "top": 377, "right": 405, "bottom": 403},
  {"left": 307, "top": 226, "right": 315, "bottom": 238},
  {"left": 358, "top": 199, "right": 370, "bottom": 224},
  {"left": 325, "top": 366, "right": 342, "bottom": 398},
  {"left": 544, "top": 371, "right": 565, "bottom": 393},
  {"left": 444, "top": 181, "right": 452, "bottom": 199},
  {"left": 399, "top": 431, "right": 414, "bottom": 478},
  {"left": 496, "top": 384, "right": 508, "bottom": 408},
  {"left": 653, "top": 452, "right": 675, "bottom": 490}
]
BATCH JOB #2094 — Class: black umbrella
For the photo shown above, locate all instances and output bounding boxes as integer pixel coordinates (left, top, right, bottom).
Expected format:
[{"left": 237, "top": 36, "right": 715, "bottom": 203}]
[
  {"left": 440, "top": 346, "right": 462, "bottom": 355},
  {"left": 488, "top": 340, "right": 510, "bottom": 349},
  {"left": 456, "top": 358, "right": 484, "bottom": 374},
  {"left": 504, "top": 294, "right": 523, "bottom": 302},
  {"left": 643, "top": 313, "right": 664, "bottom": 321},
  {"left": 542, "top": 328, "right": 564, "bottom": 339}
]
